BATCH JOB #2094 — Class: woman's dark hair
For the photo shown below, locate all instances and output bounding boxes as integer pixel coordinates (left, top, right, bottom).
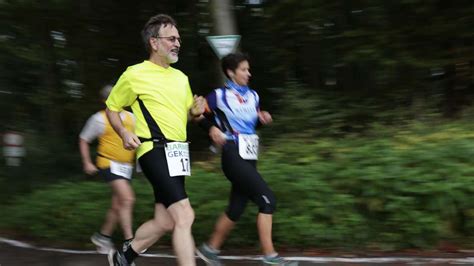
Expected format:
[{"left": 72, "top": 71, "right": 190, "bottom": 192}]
[{"left": 221, "top": 52, "right": 249, "bottom": 79}]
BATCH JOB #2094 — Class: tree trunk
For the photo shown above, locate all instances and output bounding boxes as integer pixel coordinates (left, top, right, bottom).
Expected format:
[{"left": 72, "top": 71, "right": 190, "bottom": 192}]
[{"left": 210, "top": 0, "right": 238, "bottom": 84}]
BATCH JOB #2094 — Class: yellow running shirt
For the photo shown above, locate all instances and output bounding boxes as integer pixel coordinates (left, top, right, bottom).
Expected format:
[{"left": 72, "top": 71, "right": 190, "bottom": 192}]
[
  {"left": 79, "top": 110, "right": 135, "bottom": 169},
  {"left": 106, "top": 60, "right": 193, "bottom": 158}
]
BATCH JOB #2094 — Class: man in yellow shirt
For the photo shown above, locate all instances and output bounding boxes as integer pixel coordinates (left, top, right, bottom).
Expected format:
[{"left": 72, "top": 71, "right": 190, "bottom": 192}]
[
  {"left": 79, "top": 85, "right": 135, "bottom": 254},
  {"left": 106, "top": 14, "right": 205, "bottom": 266}
]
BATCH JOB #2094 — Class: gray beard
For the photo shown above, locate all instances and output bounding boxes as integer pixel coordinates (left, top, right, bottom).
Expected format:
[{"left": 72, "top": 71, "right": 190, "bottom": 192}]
[{"left": 168, "top": 55, "right": 179, "bottom": 64}]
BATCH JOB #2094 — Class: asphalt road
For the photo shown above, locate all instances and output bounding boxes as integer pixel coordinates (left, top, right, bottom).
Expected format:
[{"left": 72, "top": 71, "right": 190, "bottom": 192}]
[
  {"left": 1, "top": 240, "right": 474, "bottom": 266},
  {"left": 0, "top": 242, "right": 296, "bottom": 266}
]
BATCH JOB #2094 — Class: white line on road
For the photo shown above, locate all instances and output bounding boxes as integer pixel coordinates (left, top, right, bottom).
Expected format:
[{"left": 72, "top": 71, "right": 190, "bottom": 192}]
[{"left": 1, "top": 237, "right": 474, "bottom": 264}]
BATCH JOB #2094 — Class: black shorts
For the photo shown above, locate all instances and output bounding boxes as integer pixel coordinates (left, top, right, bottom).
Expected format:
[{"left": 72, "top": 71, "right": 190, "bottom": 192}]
[
  {"left": 221, "top": 142, "right": 276, "bottom": 220},
  {"left": 98, "top": 168, "right": 132, "bottom": 183},
  {"left": 138, "top": 147, "right": 188, "bottom": 208}
]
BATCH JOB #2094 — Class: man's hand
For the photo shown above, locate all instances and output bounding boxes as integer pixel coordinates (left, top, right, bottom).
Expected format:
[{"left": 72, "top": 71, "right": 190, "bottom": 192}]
[
  {"left": 258, "top": 111, "right": 273, "bottom": 125},
  {"left": 83, "top": 162, "right": 98, "bottom": 175},
  {"left": 209, "top": 126, "right": 226, "bottom": 147},
  {"left": 106, "top": 108, "right": 140, "bottom": 150},
  {"left": 190, "top": 95, "right": 206, "bottom": 117},
  {"left": 120, "top": 128, "right": 141, "bottom": 150}
]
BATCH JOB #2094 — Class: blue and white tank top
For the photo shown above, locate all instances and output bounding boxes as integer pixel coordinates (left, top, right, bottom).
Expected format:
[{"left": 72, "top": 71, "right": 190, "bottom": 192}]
[{"left": 206, "top": 80, "right": 260, "bottom": 141}]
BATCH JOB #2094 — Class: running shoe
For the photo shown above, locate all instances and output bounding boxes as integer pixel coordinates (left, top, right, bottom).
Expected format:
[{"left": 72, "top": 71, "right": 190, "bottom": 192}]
[
  {"left": 91, "top": 232, "right": 114, "bottom": 254},
  {"left": 262, "top": 255, "right": 298, "bottom": 265},
  {"left": 196, "top": 243, "right": 222, "bottom": 266},
  {"left": 108, "top": 250, "right": 136, "bottom": 266}
]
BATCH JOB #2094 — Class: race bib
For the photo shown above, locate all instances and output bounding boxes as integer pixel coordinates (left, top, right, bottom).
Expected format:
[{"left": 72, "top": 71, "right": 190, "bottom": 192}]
[
  {"left": 164, "top": 142, "right": 191, "bottom": 177},
  {"left": 238, "top": 134, "right": 259, "bottom": 160},
  {"left": 110, "top": 161, "right": 133, "bottom": 179}
]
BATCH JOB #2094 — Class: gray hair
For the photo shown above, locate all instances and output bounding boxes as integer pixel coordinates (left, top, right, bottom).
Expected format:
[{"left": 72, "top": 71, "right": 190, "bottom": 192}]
[{"left": 141, "top": 14, "right": 177, "bottom": 53}]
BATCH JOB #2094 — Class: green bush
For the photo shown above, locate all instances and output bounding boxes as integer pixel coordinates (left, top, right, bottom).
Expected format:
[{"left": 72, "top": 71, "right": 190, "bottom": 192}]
[{"left": 0, "top": 179, "right": 150, "bottom": 246}]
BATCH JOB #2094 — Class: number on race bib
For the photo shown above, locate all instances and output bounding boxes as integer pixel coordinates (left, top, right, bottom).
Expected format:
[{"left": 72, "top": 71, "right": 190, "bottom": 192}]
[
  {"left": 180, "top": 158, "right": 189, "bottom": 172},
  {"left": 165, "top": 142, "right": 191, "bottom": 177},
  {"left": 110, "top": 161, "right": 133, "bottom": 179},
  {"left": 238, "top": 134, "right": 259, "bottom": 160}
]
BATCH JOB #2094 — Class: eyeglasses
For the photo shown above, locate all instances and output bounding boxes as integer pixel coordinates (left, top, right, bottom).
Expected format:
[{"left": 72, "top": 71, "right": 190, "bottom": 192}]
[{"left": 155, "top": 36, "right": 182, "bottom": 44}]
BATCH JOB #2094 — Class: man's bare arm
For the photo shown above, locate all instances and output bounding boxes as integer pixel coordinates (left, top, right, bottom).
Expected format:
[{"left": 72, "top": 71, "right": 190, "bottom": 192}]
[
  {"left": 106, "top": 108, "right": 141, "bottom": 150},
  {"left": 78, "top": 138, "right": 98, "bottom": 175}
]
